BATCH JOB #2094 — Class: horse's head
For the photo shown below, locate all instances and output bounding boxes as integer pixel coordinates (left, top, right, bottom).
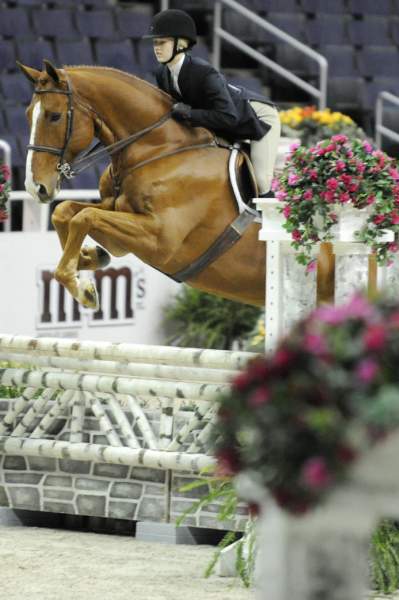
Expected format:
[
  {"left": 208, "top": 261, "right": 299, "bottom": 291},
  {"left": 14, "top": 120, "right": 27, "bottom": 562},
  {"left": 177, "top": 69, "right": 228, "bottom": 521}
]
[{"left": 18, "top": 60, "right": 95, "bottom": 203}]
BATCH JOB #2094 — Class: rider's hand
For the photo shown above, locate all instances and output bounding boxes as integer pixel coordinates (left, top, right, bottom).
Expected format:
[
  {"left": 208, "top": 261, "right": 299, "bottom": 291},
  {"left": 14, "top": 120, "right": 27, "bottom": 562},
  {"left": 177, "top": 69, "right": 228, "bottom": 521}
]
[{"left": 171, "top": 102, "right": 192, "bottom": 121}]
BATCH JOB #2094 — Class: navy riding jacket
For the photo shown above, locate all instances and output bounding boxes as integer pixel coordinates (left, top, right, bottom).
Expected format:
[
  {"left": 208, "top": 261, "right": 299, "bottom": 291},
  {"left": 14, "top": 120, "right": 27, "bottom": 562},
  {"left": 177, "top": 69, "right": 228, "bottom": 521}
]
[{"left": 155, "top": 54, "right": 273, "bottom": 141}]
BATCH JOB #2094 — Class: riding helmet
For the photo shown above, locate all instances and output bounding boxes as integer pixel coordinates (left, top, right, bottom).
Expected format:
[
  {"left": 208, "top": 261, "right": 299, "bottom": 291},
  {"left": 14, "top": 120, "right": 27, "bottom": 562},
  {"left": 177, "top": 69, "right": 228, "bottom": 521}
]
[{"left": 143, "top": 9, "right": 197, "bottom": 45}]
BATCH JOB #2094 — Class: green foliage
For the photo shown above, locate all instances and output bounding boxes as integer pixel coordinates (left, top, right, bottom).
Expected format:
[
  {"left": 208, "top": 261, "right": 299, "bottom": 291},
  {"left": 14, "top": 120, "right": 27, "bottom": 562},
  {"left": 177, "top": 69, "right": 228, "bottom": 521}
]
[
  {"left": 176, "top": 472, "right": 256, "bottom": 587},
  {"left": 371, "top": 519, "right": 399, "bottom": 594},
  {"left": 163, "top": 286, "right": 262, "bottom": 350}
]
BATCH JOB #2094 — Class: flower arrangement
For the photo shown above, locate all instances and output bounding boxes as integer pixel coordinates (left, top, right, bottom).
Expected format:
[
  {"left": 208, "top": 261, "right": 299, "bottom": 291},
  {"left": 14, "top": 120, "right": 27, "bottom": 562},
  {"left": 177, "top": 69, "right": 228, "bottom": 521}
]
[
  {"left": 213, "top": 293, "right": 399, "bottom": 516},
  {"left": 272, "top": 135, "right": 399, "bottom": 269},
  {"left": 280, "top": 105, "right": 366, "bottom": 146},
  {"left": 0, "top": 162, "right": 11, "bottom": 222}
]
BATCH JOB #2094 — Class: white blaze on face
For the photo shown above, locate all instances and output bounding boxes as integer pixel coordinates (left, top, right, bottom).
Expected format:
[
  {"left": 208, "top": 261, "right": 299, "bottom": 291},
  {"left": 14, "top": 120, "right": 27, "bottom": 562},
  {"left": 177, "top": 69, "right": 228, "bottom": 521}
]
[{"left": 25, "top": 99, "right": 41, "bottom": 200}]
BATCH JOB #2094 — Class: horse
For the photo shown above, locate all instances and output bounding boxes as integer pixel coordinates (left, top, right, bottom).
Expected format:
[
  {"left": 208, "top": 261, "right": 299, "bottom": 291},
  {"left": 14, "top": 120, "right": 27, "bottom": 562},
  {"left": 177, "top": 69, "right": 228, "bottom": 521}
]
[{"left": 18, "top": 60, "right": 335, "bottom": 310}]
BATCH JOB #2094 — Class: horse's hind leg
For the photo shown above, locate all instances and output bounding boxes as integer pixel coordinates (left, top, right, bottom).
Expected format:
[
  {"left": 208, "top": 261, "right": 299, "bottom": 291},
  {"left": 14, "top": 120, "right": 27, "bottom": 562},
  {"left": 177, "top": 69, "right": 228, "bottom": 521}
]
[{"left": 51, "top": 200, "right": 111, "bottom": 270}]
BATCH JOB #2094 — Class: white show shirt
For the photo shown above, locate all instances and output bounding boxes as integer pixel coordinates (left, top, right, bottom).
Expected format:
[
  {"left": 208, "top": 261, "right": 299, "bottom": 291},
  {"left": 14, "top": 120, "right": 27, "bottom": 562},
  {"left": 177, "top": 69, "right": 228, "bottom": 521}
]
[{"left": 167, "top": 54, "right": 185, "bottom": 96}]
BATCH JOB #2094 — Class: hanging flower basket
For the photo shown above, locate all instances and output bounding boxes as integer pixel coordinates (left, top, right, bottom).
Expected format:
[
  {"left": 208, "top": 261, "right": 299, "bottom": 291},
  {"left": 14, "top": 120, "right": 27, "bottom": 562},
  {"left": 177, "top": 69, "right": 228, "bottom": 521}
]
[
  {"left": 0, "top": 163, "right": 11, "bottom": 222},
  {"left": 272, "top": 136, "right": 399, "bottom": 268},
  {"left": 212, "top": 293, "right": 399, "bottom": 516}
]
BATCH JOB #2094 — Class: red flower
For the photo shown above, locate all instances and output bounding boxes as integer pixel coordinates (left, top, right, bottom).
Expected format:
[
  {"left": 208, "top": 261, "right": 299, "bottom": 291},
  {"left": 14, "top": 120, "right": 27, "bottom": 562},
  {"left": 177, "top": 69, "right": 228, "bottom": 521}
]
[
  {"left": 292, "top": 229, "right": 302, "bottom": 241},
  {"left": 215, "top": 447, "right": 241, "bottom": 477},
  {"left": 301, "top": 457, "right": 332, "bottom": 490},
  {"left": 247, "top": 386, "right": 270, "bottom": 408},
  {"left": 363, "top": 324, "right": 386, "bottom": 351},
  {"left": 232, "top": 371, "right": 253, "bottom": 392},
  {"left": 373, "top": 214, "right": 386, "bottom": 225},
  {"left": 336, "top": 445, "right": 357, "bottom": 464},
  {"left": 355, "top": 358, "right": 379, "bottom": 383}
]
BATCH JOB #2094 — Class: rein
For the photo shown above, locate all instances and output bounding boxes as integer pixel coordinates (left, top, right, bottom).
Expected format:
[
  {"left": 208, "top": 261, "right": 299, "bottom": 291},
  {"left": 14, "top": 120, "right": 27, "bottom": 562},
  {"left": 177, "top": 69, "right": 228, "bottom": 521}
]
[{"left": 28, "top": 76, "right": 174, "bottom": 180}]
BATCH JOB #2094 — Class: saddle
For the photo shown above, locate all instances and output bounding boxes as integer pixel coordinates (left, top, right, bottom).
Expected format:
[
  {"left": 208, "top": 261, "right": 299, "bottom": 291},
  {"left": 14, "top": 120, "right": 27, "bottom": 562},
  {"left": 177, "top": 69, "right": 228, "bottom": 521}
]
[{"left": 215, "top": 138, "right": 261, "bottom": 222}]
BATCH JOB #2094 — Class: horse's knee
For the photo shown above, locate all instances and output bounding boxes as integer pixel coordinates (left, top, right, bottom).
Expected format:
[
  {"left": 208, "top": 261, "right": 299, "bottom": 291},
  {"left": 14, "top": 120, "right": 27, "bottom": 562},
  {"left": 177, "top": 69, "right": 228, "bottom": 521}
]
[
  {"left": 70, "top": 207, "right": 97, "bottom": 230},
  {"left": 51, "top": 201, "right": 74, "bottom": 228}
]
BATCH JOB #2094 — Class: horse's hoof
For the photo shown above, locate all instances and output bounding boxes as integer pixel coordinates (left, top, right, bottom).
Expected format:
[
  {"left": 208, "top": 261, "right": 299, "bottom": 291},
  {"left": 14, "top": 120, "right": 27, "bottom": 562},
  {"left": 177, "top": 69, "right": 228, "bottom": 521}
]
[
  {"left": 96, "top": 245, "right": 111, "bottom": 269},
  {"left": 79, "top": 280, "right": 99, "bottom": 310}
]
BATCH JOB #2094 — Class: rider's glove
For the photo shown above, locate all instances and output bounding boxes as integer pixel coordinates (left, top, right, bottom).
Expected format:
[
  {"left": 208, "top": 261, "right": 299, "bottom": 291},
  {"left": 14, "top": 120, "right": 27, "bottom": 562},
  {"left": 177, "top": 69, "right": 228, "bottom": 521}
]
[{"left": 171, "top": 102, "right": 192, "bottom": 121}]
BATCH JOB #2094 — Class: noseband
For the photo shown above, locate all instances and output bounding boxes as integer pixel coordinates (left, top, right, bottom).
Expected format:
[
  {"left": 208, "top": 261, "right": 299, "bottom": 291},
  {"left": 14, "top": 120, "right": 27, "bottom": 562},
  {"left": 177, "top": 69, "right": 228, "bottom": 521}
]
[{"left": 27, "top": 79, "right": 75, "bottom": 179}]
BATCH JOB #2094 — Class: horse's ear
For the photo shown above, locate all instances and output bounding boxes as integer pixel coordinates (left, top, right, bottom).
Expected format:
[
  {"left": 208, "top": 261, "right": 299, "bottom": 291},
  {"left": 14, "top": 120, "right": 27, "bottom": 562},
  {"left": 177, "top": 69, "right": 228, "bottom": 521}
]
[
  {"left": 43, "top": 60, "right": 60, "bottom": 84},
  {"left": 16, "top": 61, "right": 40, "bottom": 84}
]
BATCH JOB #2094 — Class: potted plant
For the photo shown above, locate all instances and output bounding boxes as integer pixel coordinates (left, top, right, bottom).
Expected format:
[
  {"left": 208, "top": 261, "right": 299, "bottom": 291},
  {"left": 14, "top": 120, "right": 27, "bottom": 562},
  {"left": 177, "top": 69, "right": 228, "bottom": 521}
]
[
  {"left": 0, "top": 162, "right": 11, "bottom": 223},
  {"left": 272, "top": 136, "right": 399, "bottom": 270}
]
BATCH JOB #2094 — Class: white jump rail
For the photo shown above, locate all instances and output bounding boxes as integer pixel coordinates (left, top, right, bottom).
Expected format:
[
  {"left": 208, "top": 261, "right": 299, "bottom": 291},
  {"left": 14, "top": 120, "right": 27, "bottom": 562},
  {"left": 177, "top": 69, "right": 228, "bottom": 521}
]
[{"left": 0, "top": 334, "right": 255, "bottom": 529}]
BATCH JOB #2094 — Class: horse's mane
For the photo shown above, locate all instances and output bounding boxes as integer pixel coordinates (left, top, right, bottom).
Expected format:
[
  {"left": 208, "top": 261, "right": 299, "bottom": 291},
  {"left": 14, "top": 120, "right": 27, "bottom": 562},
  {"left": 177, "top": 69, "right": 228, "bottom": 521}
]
[{"left": 63, "top": 65, "right": 171, "bottom": 103}]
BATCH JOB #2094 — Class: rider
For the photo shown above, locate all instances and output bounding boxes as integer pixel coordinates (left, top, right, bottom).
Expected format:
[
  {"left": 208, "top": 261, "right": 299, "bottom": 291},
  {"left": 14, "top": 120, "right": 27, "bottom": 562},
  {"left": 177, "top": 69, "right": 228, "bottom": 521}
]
[{"left": 143, "top": 9, "right": 281, "bottom": 198}]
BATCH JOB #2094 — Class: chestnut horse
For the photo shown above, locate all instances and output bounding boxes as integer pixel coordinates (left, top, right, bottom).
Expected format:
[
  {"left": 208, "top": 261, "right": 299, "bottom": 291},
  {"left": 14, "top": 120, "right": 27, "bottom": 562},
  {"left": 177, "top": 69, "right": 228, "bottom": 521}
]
[{"left": 18, "top": 60, "right": 334, "bottom": 309}]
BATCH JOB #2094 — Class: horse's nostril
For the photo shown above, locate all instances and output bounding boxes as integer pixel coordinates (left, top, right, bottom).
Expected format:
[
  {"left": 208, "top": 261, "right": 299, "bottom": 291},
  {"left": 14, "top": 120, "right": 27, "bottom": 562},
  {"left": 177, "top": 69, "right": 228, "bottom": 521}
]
[{"left": 38, "top": 184, "right": 48, "bottom": 198}]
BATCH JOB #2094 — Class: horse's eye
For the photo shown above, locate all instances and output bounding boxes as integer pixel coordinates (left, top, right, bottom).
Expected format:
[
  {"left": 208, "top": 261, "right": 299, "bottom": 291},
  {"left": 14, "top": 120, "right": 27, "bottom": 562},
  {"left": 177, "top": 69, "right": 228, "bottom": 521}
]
[{"left": 50, "top": 112, "right": 61, "bottom": 122}]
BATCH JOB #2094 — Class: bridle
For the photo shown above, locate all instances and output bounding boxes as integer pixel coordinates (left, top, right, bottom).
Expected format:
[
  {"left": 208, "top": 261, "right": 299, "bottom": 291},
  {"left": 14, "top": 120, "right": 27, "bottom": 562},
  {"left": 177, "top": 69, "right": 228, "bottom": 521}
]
[
  {"left": 27, "top": 81, "right": 75, "bottom": 179},
  {"left": 27, "top": 76, "right": 175, "bottom": 181}
]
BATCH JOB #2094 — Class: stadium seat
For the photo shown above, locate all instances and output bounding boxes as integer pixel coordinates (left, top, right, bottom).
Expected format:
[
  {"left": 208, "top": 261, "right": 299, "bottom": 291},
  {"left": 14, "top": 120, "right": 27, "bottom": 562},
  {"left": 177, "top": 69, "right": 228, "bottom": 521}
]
[
  {"left": 327, "top": 76, "right": 365, "bottom": 110},
  {"left": 347, "top": 0, "right": 392, "bottom": 15},
  {"left": 76, "top": 9, "right": 117, "bottom": 39},
  {"left": 357, "top": 46, "right": 399, "bottom": 78},
  {"left": 300, "top": 0, "right": 347, "bottom": 14},
  {"left": 136, "top": 40, "right": 159, "bottom": 73},
  {"left": 223, "top": 10, "right": 269, "bottom": 44},
  {"left": 16, "top": 38, "right": 56, "bottom": 71},
  {"left": 95, "top": 40, "right": 135, "bottom": 72},
  {"left": 5, "top": 106, "right": 29, "bottom": 135},
  {"left": 275, "top": 44, "right": 319, "bottom": 78},
  {"left": 56, "top": 39, "right": 95, "bottom": 67},
  {"left": 32, "top": 9, "right": 77, "bottom": 38},
  {"left": 390, "top": 18, "right": 399, "bottom": 46},
  {"left": 305, "top": 15, "right": 350, "bottom": 46},
  {"left": 320, "top": 45, "right": 357, "bottom": 77},
  {"left": 347, "top": 17, "right": 392, "bottom": 47},
  {"left": 115, "top": 11, "right": 152, "bottom": 40},
  {"left": 362, "top": 78, "right": 399, "bottom": 110},
  {"left": 0, "top": 112, "right": 7, "bottom": 134},
  {"left": 258, "top": 0, "right": 301, "bottom": 13},
  {"left": 0, "top": 8, "right": 31, "bottom": 37},
  {"left": 262, "top": 13, "right": 307, "bottom": 43},
  {"left": 0, "top": 134, "right": 25, "bottom": 168},
  {"left": 0, "top": 73, "right": 32, "bottom": 105},
  {"left": 0, "top": 41, "right": 17, "bottom": 73},
  {"left": 191, "top": 41, "right": 210, "bottom": 61}
]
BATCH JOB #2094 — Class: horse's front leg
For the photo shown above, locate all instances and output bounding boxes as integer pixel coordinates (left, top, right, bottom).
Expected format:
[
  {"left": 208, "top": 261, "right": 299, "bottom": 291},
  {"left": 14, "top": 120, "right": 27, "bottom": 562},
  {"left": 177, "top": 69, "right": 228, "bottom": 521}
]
[
  {"left": 51, "top": 199, "right": 113, "bottom": 271},
  {"left": 54, "top": 206, "right": 161, "bottom": 309}
]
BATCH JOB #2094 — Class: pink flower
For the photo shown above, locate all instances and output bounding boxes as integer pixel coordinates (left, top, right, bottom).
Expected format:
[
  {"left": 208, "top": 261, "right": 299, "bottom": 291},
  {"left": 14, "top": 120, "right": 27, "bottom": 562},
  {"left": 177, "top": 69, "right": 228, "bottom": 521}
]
[
  {"left": 389, "top": 167, "right": 399, "bottom": 181},
  {"left": 292, "top": 229, "right": 302, "bottom": 241},
  {"left": 316, "top": 147, "right": 328, "bottom": 156},
  {"left": 325, "top": 143, "right": 336, "bottom": 153},
  {"left": 356, "top": 161, "right": 366, "bottom": 174},
  {"left": 373, "top": 214, "right": 386, "bottom": 225},
  {"left": 272, "top": 347, "right": 296, "bottom": 368},
  {"left": 216, "top": 448, "right": 241, "bottom": 477},
  {"left": 340, "top": 174, "right": 352, "bottom": 187},
  {"left": 388, "top": 242, "right": 399, "bottom": 252},
  {"left": 283, "top": 205, "right": 291, "bottom": 218},
  {"left": 363, "top": 324, "right": 386, "bottom": 351},
  {"left": 303, "top": 189, "right": 313, "bottom": 200},
  {"left": 390, "top": 211, "right": 399, "bottom": 224},
  {"left": 363, "top": 140, "right": 373, "bottom": 153},
  {"left": 302, "top": 457, "right": 332, "bottom": 490},
  {"left": 338, "top": 192, "right": 350, "bottom": 203},
  {"left": 289, "top": 141, "right": 300, "bottom": 152},
  {"left": 327, "top": 178, "right": 339, "bottom": 191},
  {"left": 304, "top": 332, "right": 327, "bottom": 354},
  {"left": 288, "top": 173, "right": 300, "bottom": 186},
  {"left": 309, "top": 169, "right": 318, "bottom": 181},
  {"left": 248, "top": 387, "right": 270, "bottom": 408},
  {"left": 276, "top": 190, "right": 288, "bottom": 201},
  {"left": 366, "top": 195, "right": 375, "bottom": 205},
  {"left": 271, "top": 178, "right": 280, "bottom": 191},
  {"left": 306, "top": 259, "right": 317, "bottom": 274},
  {"left": 348, "top": 182, "right": 359, "bottom": 193},
  {"left": 329, "top": 212, "right": 338, "bottom": 222},
  {"left": 325, "top": 191, "right": 335, "bottom": 203},
  {"left": 336, "top": 160, "right": 346, "bottom": 172},
  {"left": 331, "top": 134, "right": 348, "bottom": 144},
  {"left": 0, "top": 164, "right": 10, "bottom": 180},
  {"left": 0, "top": 184, "right": 4, "bottom": 193},
  {"left": 355, "top": 358, "right": 379, "bottom": 383}
]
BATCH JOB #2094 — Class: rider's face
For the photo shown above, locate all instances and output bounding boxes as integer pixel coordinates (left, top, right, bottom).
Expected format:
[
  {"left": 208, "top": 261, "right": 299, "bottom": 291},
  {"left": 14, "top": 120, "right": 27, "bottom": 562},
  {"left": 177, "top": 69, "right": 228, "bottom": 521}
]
[{"left": 153, "top": 38, "right": 175, "bottom": 63}]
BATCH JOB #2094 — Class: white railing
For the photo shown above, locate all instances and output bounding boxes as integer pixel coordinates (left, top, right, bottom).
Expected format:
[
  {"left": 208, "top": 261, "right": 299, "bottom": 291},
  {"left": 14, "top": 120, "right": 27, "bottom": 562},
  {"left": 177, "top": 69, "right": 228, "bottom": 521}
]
[
  {"left": 160, "top": 0, "right": 328, "bottom": 109},
  {"left": 375, "top": 91, "right": 399, "bottom": 150},
  {"left": 6, "top": 189, "right": 100, "bottom": 233}
]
